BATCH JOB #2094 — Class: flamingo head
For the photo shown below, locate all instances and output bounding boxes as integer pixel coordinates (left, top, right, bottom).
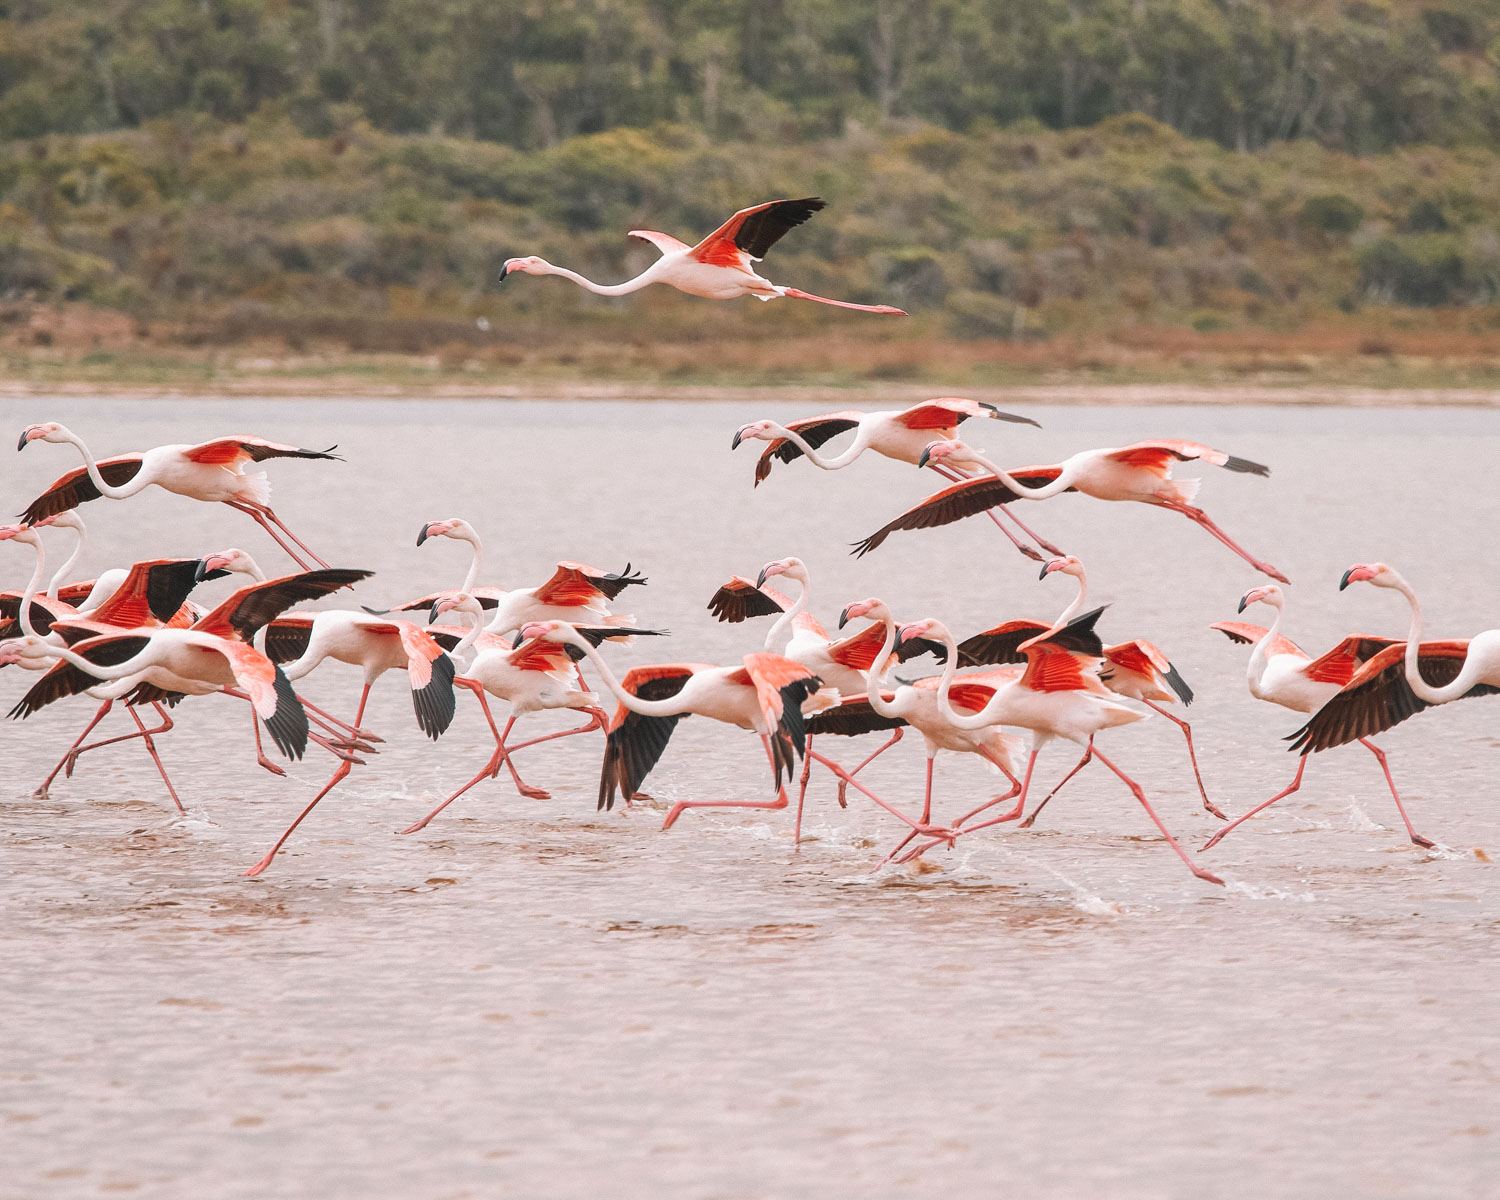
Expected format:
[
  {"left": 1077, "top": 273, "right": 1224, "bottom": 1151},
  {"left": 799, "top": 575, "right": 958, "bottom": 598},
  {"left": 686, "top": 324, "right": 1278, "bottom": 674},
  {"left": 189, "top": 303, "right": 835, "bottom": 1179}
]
[
  {"left": 756, "top": 557, "right": 806, "bottom": 588},
  {"left": 1237, "top": 584, "right": 1285, "bottom": 612},
  {"left": 35, "top": 510, "right": 85, "bottom": 533},
  {"left": 0, "top": 640, "right": 31, "bottom": 669},
  {"left": 838, "top": 597, "right": 889, "bottom": 629},
  {"left": 196, "top": 548, "right": 260, "bottom": 582},
  {"left": 917, "top": 438, "right": 973, "bottom": 470},
  {"left": 430, "top": 592, "right": 485, "bottom": 624},
  {"left": 16, "top": 422, "right": 68, "bottom": 451},
  {"left": 417, "top": 517, "right": 476, "bottom": 547},
  {"left": 730, "top": 420, "right": 780, "bottom": 451},
  {"left": 0, "top": 523, "right": 41, "bottom": 546},
  {"left": 1040, "top": 554, "right": 1084, "bottom": 582},
  {"left": 1339, "top": 563, "right": 1394, "bottom": 591},
  {"left": 512, "top": 618, "right": 573, "bottom": 648},
  {"left": 898, "top": 617, "right": 950, "bottom": 647},
  {"left": 499, "top": 256, "right": 550, "bottom": 282}
]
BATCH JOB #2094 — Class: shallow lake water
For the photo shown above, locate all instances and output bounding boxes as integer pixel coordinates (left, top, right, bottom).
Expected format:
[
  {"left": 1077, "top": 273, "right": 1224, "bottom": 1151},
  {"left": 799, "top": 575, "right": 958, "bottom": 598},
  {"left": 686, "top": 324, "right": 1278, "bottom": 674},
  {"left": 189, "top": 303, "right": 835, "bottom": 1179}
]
[{"left": 2, "top": 394, "right": 1497, "bottom": 1198}]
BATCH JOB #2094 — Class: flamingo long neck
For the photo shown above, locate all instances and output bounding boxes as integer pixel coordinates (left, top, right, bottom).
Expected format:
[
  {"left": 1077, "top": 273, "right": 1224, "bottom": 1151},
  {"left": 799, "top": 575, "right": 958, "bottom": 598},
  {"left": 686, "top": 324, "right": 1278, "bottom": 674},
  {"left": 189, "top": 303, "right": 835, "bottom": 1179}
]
[
  {"left": 1388, "top": 573, "right": 1477, "bottom": 704},
  {"left": 48, "top": 638, "right": 154, "bottom": 683},
  {"left": 17, "top": 538, "right": 47, "bottom": 638},
  {"left": 455, "top": 531, "right": 484, "bottom": 594},
  {"left": 772, "top": 425, "right": 865, "bottom": 472},
  {"left": 963, "top": 447, "right": 1071, "bottom": 500},
  {"left": 863, "top": 617, "right": 903, "bottom": 718},
  {"left": 542, "top": 263, "right": 657, "bottom": 298},
  {"left": 1248, "top": 600, "right": 1287, "bottom": 689},
  {"left": 62, "top": 431, "right": 149, "bottom": 499},
  {"left": 933, "top": 628, "right": 1005, "bottom": 730},
  {"left": 46, "top": 525, "right": 85, "bottom": 601},
  {"left": 764, "top": 574, "right": 811, "bottom": 651},
  {"left": 572, "top": 637, "right": 688, "bottom": 717},
  {"left": 452, "top": 606, "right": 485, "bottom": 659}
]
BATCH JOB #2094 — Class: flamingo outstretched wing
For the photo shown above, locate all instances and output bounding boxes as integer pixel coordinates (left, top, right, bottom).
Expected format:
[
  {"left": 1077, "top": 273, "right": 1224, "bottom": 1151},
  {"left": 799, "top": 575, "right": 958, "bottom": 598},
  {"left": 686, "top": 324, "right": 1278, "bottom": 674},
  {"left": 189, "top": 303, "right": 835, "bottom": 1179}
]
[
  {"left": 806, "top": 696, "right": 907, "bottom": 736},
  {"left": 750, "top": 412, "right": 862, "bottom": 485},
  {"left": 896, "top": 399, "right": 1040, "bottom": 431},
  {"left": 351, "top": 618, "right": 456, "bottom": 739},
  {"left": 706, "top": 576, "right": 790, "bottom": 623},
  {"left": 1301, "top": 635, "right": 1403, "bottom": 687},
  {"left": 627, "top": 230, "right": 690, "bottom": 255},
  {"left": 1105, "top": 441, "right": 1269, "bottom": 478},
  {"left": 8, "top": 632, "right": 153, "bottom": 719},
  {"left": 1105, "top": 639, "right": 1193, "bottom": 704},
  {"left": 1209, "top": 621, "right": 1307, "bottom": 659},
  {"left": 182, "top": 437, "right": 342, "bottom": 467},
  {"left": 690, "top": 197, "right": 826, "bottom": 267},
  {"left": 20, "top": 456, "right": 144, "bottom": 524},
  {"left": 534, "top": 562, "right": 647, "bottom": 607},
  {"left": 192, "top": 568, "right": 372, "bottom": 641},
  {"left": 852, "top": 469, "right": 1066, "bottom": 557},
  {"left": 597, "top": 665, "right": 702, "bottom": 810}
]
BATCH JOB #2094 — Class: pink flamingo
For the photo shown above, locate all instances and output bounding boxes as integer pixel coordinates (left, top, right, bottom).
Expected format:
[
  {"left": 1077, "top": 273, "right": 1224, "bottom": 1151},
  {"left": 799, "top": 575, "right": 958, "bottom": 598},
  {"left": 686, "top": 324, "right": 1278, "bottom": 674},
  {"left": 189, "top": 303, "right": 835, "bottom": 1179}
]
[
  {"left": 895, "top": 612, "right": 1225, "bottom": 885},
  {"left": 1205, "top": 582, "right": 1427, "bottom": 849},
  {"left": 957, "top": 555, "right": 1223, "bottom": 824},
  {"left": 501, "top": 197, "right": 905, "bottom": 315},
  {"left": 853, "top": 437, "right": 1288, "bottom": 583},
  {"left": 17, "top": 423, "right": 340, "bottom": 570},
  {"left": 730, "top": 398, "right": 1056, "bottom": 561}
]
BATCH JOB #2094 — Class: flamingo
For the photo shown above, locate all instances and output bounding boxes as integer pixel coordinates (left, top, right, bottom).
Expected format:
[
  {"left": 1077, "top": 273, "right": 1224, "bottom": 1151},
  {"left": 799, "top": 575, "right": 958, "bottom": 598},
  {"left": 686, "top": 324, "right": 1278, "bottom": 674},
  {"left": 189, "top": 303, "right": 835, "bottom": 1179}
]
[
  {"left": 730, "top": 398, "right": 1058, "bottom": 561},
  {"left": 1281, "top": 565, "right": 1500, "bottom": 843},
  {"left": 513, "top": 620, "right": 875, "bottom": 834},
  {"left": 956, "top": 554, "right": 1223, "bottom": 824},
  {"left": 805, "top": 598, "right": 1025, "bottom": 859},
  {"left": 895, "top": 612, "right": 1225, "bottom": 885},
  {"left": 500, "top": 197, "right": 906, "bottom": 315},
  {"left": 396, "top": 519, "right": 647, "bottom": 637},
  {"left": 852, "top": 438, "right": 1288, "bottom": 583},
  {"left": 706, "top": 558, "right": 944, "bottom": 840},
  {"left": 1204, "top": 583, "right": 1426, "bottom": 849},
  {"left": 17, "top": 423, "right": 340, "bottom": 570},
  {"left": 400, "top": 597, "right": 670, "bottom": 833}
]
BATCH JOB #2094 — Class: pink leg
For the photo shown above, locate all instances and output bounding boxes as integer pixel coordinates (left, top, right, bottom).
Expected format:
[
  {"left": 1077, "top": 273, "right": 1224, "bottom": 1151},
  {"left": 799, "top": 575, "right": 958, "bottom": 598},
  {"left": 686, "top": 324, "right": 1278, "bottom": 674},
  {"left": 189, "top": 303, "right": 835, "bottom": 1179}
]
[
  {"left": 779, "top": 286, "right": 905, "bottom": 316},
  {"left": 831, "top": 726, "right": 904, "bottom": 807},
  {"left": 792, "top": 736, "right": 815, "bottom": 847},
  {"left": 1162, "top": 501, "right": 1289, "bottom": 584},
  {"left": 66, "top": 702, "right": 175, "bottom": 777},
  {"left": 1203, "top": 756, "right": 1308, "bottom": 850},
  {"left": 953, "top": 748, "right": 1039, "bottom": 829},
  {"left": 930, "top": 463, "right": 1044, "bottom": 562},
  {"left": 226, "top": 500, "right": 315, "bottom": 570},
  {"left": 1359, "top": 738, "right": 1434, "bottom": 849},
  {"left": 878, "top": 755, "right": 940, "bottom": 866},
  {"left": 1141, "top": 699, "right": 1224, "bottom": 819},
  {"left": 1019, "top": 741, "right": 1093, "bottom": 829},
  {"left": 128, "top": 706, "right": 185, "bottom": 814},
  {"left": 807, "top": 750, "right": 952, "bottom": 839},
  {"left": 1089, "top": 746, "right": 1223, "bottom": 885},
  {"left": 660, "top": 735, "right": 792, "bottom": 831},
  {"left": 1000, "top": 506, "right": 1066, "bottom": 558},
  {"left": 490, "top": 715, "right": 550, "bottom": 799},
  {"left": 400, "top": 744, "right": 506, "bottom": 834},
  {"left": 34, "top": 700, "right": 114, "bottom": 798},
  {"left": 258, "top": 505, "right": 331, "bottom": 569},
  {"left": 247, "top": 704, "right": 286, "bottom": 776}
]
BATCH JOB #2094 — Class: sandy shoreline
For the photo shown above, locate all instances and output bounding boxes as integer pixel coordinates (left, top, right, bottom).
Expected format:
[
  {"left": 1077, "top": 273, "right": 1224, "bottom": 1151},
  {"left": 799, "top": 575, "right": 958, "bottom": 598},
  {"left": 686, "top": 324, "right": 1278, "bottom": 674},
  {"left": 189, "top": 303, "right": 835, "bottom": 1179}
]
[{"left": 3, "top": 378, "right": 1498, "bottom": 405}]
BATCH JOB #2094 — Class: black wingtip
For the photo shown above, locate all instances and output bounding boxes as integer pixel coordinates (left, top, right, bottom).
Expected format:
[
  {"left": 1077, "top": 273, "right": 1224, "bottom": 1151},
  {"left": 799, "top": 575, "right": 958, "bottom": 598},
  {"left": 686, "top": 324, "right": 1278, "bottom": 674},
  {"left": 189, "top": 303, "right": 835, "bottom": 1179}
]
[
  {"left": 980, "top": 403, "right": 1042, "bottom": 428},
  {"left": 1223, "top": 454, "right": 1270, "bottom": 477},
  {"left": 1164, "top": 662, "right": 1194, "bottom": 707}
]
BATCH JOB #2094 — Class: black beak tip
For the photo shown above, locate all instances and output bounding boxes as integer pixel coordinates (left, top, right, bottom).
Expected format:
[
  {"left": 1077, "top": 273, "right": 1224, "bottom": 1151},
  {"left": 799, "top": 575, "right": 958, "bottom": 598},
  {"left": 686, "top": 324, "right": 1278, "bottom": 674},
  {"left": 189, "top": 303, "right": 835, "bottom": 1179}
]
[
  {"left": 917, "top": 447, "right": 932, "bottom": 468},
  {"left": 837, "top": 607, "right": 851, "bottom": 629},
  {"left": 1237, "top": 596, "right": 1248, "bottom": 612},
  {"left": 1338, "top": 571, "right": 1353, "bottom": 592},
  {"left": 755, "top": 569, "right": 770, "bottom": 588},
  {"left": 16, "top": 431, "right": 28, "bottom": 452},
  {"left": 511, "top": 630, "right": 524, "bottom": 648},
  {"left": 1038, "top": 563, "right": 1049, "bottom": 580},
  {"left": 416, "top": 525, "right": 429, "bottom": 547},
  {"left": 731, "top": 431, "right": 744, "bottom": 451},
  {"left": 428, "top": 605, "right": 441, "bottom": 624},
  {"left": 194, "top": 560, "right": 209, "bottom": 583}
]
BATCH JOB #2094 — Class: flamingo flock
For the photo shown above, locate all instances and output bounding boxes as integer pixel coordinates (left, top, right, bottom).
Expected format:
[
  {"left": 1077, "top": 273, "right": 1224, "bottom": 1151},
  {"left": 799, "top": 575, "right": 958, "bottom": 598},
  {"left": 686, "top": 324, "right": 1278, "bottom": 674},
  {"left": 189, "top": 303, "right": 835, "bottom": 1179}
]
[{"left": 3, "top": 198, "right": 1488, "bottom": 885}]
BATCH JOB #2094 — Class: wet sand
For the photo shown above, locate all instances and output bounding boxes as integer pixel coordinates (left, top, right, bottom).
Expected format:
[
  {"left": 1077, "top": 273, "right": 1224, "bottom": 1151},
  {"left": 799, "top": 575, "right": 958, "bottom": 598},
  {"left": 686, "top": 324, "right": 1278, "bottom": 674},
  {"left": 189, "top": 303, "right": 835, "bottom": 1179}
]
[{"left": 3, "top": 396, "right": 1497, "bottom": 1197}]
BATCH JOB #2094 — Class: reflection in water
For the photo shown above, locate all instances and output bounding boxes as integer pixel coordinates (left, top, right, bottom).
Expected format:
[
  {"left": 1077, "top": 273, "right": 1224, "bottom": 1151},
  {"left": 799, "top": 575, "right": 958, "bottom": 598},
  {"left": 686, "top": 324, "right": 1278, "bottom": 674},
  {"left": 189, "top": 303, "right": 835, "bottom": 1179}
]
[{"left": 2, "top": 396, "right": 1498, "bottom": 1197}]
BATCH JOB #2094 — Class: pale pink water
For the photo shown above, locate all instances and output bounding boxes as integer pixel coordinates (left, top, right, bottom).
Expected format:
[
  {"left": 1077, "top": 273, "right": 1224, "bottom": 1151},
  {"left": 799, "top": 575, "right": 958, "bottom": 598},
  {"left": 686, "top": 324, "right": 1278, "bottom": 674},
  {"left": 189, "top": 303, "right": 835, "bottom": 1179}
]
[{"left": 2, "top": 396, "right": 1497, "bottom": 1198}]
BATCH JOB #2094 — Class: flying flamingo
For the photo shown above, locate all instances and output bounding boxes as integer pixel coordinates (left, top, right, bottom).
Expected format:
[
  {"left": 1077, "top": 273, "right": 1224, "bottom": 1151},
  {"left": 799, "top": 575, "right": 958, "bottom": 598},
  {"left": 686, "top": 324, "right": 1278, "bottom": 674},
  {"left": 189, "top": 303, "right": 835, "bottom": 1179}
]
[
  {"left": 852, "top": 438, "right": 1288, "bottom": 583},
  {"left": 730, "top": 399, "right": 1058, "bottom": 561},
  {"left": 1204, "top": 582, "right": 1428, "bottom": 849},
  {"left": 805, "top": 598, "right": 1025, "bottom": 859},
  {"left": 500, "top": 197, "right": 906, "bottom": 315},
  {"left": 955, "top": 554, "right": 1223, "bottom": 824},
  {"left": 513, "top": 620, "right": 883, "bottom": 834},
  {"left": 399, "top": 596, "right": 670, "bottom": 833},
  {"left": 396, "top": 519, "right": 647, "bottom": 637},
  {"left": 17, "top": 423, "right": 340, "bottom": 570},
  {"left": 894, "top": 612, "right": 1225, "bottom": 885}
]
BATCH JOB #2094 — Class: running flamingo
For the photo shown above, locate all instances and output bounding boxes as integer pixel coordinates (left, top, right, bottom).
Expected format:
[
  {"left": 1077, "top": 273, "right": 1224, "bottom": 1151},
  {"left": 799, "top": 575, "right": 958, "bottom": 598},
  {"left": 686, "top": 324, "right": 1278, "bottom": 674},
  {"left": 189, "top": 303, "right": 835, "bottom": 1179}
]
[
  {"left": 956, "top": 555, "right": 1223, "bottom": 823},
  {"left": 500, "top": 198, "right": 906, "bottom": 315},
  {"left": 896, "top": 612, "right": 1225, "bottom": 885},
  {"left": 17, "top": 423, "right": 340, "bottom": 570},
  {"left": 400, "top": 597, "right": 669, "bottom": 833},
  {"left": 1205, "top": 583, "right": 1428, "bottom": 849},
  {"left": 731, "top": 399, "right": 1056, "bottom": 561},
  {"left": 513, "top": 620, "right": 862, "bottom": 833},
  {"left": 852, "top": 438, "right": 1288, "bottom": 583}
]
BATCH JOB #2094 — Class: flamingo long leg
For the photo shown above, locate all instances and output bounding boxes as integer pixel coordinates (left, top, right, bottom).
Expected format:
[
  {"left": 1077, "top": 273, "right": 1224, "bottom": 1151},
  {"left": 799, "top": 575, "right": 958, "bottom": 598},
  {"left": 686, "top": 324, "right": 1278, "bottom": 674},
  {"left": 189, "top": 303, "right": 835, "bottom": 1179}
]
[
  {"left": 242, "top": 687, "right": 372, "bottom": 876},
  {"left": 1202, "top": 756, "right": 1308, "bottom": 851},
  {"left": 257, "top": 505, "right": 332, "bottom": 569},
  {"left": 806, "top": 750, "right": 951, "bottom": 838},
  {"left": 1359, "top": 738, "right": 1434, "bottom": 848},
  {"left": 778, "top": 286, "right": 905, "bottom": 315},
  {"left": 998, "top": 506, "right": 1066, "bottom": 558},
  {"left": 127, "top": 706, "right": 185, "bottom": 814},
  {"left": 490, "top": 715, "right": 549, "bottom": 799},
  {"left": 1140, "top": 699, "right": 1224, "bottom": 819},
  {"left": 1018, "top": 742, "right": 1093, "bottom": 829},
  {"left": 660, "top": 735, "right": 794, "bottom": 831},
  {"left": 829, "top": 726, "right": 904, "bottom": 807},
  {"left": 877, "top": 754, "right": 939, "bottom": 866},
  {"left": 1161, "top": 501, "right": 1289, "bottom": 584},
  {"left": 792, "top": 736, "right": 816, "bottom": 846},
  {"left": 34, "top": 700, "right": 114, "bottom": 797},
  {"left": 953, "top": 748, "right": 1040, "bottom": 829},
  {"left": 1088, "top": 745, "right": 1223, "bottom": 884},
  {"left": 226, "top": 501, "right": 315, "bottom": 571},
  {"left": 65, "top": 702, "right": 175, "bottom": 776}
]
